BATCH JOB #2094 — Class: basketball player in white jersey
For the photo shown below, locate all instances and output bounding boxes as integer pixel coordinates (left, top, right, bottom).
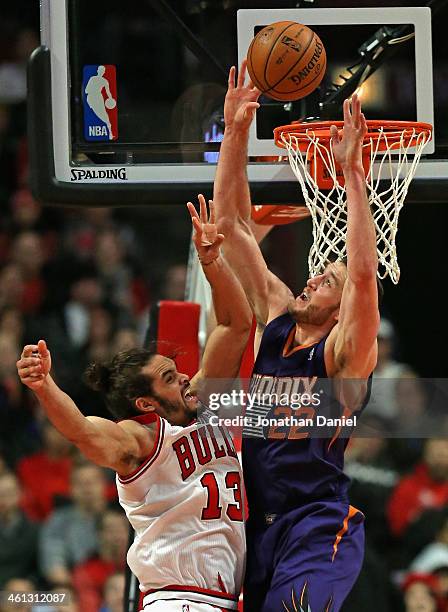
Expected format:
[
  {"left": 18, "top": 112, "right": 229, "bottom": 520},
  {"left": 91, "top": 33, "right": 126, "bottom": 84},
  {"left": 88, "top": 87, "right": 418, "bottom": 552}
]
[{"left": 16, "top": 196, "right": 251, "bottom": 612}]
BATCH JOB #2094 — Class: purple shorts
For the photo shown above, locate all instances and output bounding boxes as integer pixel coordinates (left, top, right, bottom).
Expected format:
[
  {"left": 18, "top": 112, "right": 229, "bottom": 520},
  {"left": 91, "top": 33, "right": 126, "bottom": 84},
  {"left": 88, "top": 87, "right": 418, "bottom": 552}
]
[{"left": 244, "top": 501, "right": 365, "bottom": 612}]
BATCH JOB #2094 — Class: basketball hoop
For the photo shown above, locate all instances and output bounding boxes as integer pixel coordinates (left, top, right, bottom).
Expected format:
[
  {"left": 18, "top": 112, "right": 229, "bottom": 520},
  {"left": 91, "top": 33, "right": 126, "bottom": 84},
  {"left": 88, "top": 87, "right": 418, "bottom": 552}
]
[{"left": 274, "top": 119, "right": 432, "bottom": 284}]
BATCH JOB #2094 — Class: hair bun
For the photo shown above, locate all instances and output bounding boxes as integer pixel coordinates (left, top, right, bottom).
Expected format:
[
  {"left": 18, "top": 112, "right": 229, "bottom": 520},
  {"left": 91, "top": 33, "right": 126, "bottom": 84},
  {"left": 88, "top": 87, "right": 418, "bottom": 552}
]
[{"left": 84, "top": 362, "right": 112, "bottom": 394}]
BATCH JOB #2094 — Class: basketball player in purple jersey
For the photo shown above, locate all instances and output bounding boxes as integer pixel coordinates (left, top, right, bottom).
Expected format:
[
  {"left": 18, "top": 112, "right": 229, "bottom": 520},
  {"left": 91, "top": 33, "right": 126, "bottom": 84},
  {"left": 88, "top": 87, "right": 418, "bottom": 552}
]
[{"left": 214, "top": 61, "right": 380, "bottom": 611}]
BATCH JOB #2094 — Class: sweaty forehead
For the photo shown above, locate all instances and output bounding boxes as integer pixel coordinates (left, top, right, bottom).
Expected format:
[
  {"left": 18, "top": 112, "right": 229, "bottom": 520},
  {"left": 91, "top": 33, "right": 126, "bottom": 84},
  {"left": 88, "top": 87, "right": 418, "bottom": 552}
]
[
  {"left": 145, "top": 354, "right": 176, "bottom": 377},
  {"left": 324, "top": 261, "right": 347, "bottom": 284}
]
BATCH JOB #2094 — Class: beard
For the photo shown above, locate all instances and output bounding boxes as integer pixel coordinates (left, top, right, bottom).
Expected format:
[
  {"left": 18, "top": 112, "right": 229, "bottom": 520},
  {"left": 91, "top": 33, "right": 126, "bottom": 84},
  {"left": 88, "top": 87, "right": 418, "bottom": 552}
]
[
  {"left": 153, "top": 393, "right": 197, "bottom": 426},
  {"left": 288, "top": 301, "right": 339, "bottom": 326}
]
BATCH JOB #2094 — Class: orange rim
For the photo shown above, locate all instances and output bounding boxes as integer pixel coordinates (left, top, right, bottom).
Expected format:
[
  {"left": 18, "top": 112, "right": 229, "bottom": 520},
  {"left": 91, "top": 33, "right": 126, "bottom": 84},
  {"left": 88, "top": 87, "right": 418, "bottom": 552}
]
[{"left": 274, "top": 119, "right": 433, "bottom": 153}]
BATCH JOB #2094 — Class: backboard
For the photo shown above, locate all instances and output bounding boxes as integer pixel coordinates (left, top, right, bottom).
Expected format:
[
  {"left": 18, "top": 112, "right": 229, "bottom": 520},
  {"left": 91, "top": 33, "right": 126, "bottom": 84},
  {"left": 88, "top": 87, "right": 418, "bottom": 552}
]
[{"left": 29, "top": 0, "right": 448, "bottom": 206}]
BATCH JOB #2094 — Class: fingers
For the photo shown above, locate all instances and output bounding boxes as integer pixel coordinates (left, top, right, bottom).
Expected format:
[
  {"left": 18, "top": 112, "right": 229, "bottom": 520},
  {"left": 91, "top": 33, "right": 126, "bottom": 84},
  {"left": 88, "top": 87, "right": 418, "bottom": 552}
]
[
  {"left": 243, "top": 101, "right": 260, "bottom": 122},
  {"left": 228, "top": 65, "right": 236, "bottom": 90},
  {"left": 191, "top": 215, "right": 203, "bottom": 236},
  {"left": 237, "top": 59, "right": 247, "bottom": 88},
  {"left": 342, "top": 94, "right": 366, "bottom": 133},
  {"left": 209, "top": 200, "right": 215, "bottom": 224},
  {"left": 343, "top": 98, "right": 351, "bottom": 125},
  {"left": 351, "top": 93, "right": 361, "bottom": 127},
  {"left": 187, "top": 203, "right": 203, "bottom": 242},
  {"left": 330, "top": 124, "right": 340, "bottom": 144},
  {"left": 17, "top": 358, "right": 44, "bottom": 379},
  {"left": 360, "top": 112, "right": 368, "bottom": 136},
  {"left": 187, "top": 201, "right": 200, "bottom": 221},
  {"left": 198, "top": 194, "right": 208, "bottom": 224},
  {"left": 21, "top": 344, "right": 39, "bottom": 358},
  {"left": 215, "top": 234, "right": 225, "bottom": 248},
  {"left": 38, "top": 339, "right": 49, "bottom": 358},
  {"left": 20, "top": 367, "right": 44, "bottom": 379},
  {"left": 17, "top": 357, "right": 41, "bottom": 368}
]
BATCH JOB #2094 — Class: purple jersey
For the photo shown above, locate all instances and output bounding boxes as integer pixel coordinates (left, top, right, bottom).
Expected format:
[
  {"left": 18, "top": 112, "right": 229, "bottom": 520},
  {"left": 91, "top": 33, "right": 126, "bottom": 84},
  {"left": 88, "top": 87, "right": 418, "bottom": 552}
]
[{"left": 242, "top": 312, "right": 371, "bottom": 516}]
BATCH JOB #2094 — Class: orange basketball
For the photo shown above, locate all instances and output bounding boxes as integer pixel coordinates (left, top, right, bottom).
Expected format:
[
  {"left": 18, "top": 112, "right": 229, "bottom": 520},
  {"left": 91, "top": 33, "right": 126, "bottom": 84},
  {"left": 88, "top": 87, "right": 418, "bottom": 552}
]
[{"left": 247, "top": 21, "right": 326, "bottom": 101}]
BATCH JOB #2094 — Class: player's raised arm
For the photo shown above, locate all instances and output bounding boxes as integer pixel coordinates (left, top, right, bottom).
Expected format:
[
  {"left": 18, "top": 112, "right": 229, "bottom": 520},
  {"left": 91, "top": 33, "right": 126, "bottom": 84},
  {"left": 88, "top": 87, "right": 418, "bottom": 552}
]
[
  {"left": 187, "top": 195, "right": 252, "bottom": 385},
  {"left": 213, "top": 61, "right": 293, "bottom": 328},
  {"left": 16, "top": 341, "right": 153, "bottom": 474},
  {"left": 330, "top": 95, "right": 380, "bottom": 378}
]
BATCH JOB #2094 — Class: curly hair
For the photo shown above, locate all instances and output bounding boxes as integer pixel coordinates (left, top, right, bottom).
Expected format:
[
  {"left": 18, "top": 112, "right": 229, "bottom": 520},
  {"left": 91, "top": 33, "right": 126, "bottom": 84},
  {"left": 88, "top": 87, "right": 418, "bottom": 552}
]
[{"left": 84, "top": 348, "right": 157, "bottom": 420}]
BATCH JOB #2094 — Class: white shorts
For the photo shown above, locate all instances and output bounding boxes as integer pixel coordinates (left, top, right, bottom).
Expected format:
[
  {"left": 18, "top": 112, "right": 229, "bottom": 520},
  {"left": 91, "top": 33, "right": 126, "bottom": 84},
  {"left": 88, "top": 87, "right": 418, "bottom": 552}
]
[{"left": 142, "top": 600, "right": 222, "bottom": 611}]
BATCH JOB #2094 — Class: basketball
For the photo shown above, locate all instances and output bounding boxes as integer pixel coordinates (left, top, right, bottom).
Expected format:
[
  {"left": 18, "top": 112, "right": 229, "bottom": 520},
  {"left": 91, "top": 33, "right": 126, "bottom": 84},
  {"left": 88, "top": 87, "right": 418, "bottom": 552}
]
[
  {"left": 105, "top": 97, "right": 116, "bottom": 110},
  {"left": 247, "top": 21, "right": 327, "bottom": 101}
]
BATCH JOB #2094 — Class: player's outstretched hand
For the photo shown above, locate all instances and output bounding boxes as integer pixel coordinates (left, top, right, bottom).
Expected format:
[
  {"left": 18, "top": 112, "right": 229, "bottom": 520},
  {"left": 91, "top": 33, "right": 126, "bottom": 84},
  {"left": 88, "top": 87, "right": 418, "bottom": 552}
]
[
  {"left": 225, "top": 60, "right": 261, "bottom": 131},
  {"left": 330, "top": 94, "right": 367, "bottom": 170},
  {"left": 187, "top": 194, "right": 225, "bottom": 266},
  {"left": 16, "top": 340, "right": 52, "bottom": 391}
]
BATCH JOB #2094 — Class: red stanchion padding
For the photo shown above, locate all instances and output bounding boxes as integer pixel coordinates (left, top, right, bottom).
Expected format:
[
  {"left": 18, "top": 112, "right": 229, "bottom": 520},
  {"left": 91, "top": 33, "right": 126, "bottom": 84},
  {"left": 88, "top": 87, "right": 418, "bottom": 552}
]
[
  {"left": 156, "top": 301, "right": 201, "bottom": 379},
  {"left": 239, "top": 317, "right": 256, "bottom": 380}
]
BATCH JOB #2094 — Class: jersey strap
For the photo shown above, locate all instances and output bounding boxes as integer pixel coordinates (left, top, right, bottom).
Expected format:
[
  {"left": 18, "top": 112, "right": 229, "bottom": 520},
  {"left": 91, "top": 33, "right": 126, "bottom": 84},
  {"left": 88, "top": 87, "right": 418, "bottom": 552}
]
[{"left": 117, "top": 416, "right": 165, "bottom": 485}]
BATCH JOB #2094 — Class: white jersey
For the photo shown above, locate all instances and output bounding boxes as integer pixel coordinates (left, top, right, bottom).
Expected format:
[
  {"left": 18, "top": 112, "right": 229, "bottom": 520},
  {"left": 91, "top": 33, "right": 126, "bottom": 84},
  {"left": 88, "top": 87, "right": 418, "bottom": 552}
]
[{"left": 116, "top": 412, "right": 245, "bottom": 611}]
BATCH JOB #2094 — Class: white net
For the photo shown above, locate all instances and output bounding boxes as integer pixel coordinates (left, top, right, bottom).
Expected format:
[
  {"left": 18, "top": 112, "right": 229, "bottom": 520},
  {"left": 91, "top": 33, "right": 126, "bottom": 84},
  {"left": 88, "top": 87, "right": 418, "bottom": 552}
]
[{"left": 281, "top": 125, "right": 431, "bottom": 284}]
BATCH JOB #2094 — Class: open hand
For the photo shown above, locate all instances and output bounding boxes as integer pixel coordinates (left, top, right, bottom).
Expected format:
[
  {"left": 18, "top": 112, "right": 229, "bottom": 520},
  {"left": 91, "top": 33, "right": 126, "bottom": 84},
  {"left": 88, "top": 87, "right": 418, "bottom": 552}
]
[
  {"left": 225, "top": 60, "right": 261, "bottom": 131},
  {"left": 16, "top": 340, "right": 52, "bottom": 391},
  {"left": 187, "top": 195, "right": 224, "bottom": 265},
  {"left": 330, "top": 94, "right": 367, "bottom": 169}
]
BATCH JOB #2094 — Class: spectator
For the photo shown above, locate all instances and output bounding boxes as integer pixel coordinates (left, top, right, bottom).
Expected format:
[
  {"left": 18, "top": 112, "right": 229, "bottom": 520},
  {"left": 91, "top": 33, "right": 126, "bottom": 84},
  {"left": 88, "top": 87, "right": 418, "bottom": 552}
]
[
  {"left": 72, "top": 510, "right": 128, "bottom": 612},
  {"left": 0, "top": 577, "right": 36, "bottom": 612},
  {"left": 0, "top": 27, "right": 39, "bottom": 104},
  {"left": 33, "top": 587, "right": 79, "bottom": 612},
  {"left": 28, "top": 268, "right": 104, "bottom": 395},
  {"left": 162, "top": 263, "right": 187, "bottom": 301},
  {"left": 17, "top": 420, "right": 74, "bottom": 521},
  {"left": 63, "top": 268, "right": 104, "bottom": 349},
  {"left": 39, "top": 462, "right": 108, "bottom": 586},
  {"left": 345, "top": 419, "right": 398, "bottom": 552},
  {"left": 49, "top": 586, "right": 79, "bottom": 612},
  {"left": 111, "top": 327, "right": 140, "bottom": 354},
  {"left": 0, "top": 334, "right": 37, "bottom": 465},
  {"left": 62, "top": 208, "right": 114, "bottom": 263},
  {"left": 0, "top": 472, "right": 39, "bottom": 588},
  {"left": 386, "top": 376, "right": 433, "bottom": 473},
  {"left": 402, "top": 573, "right": 443, "bottom": 612},
  {"left": 83, "top": 306, "right": 114, "bottom": 364},
  {"left": 0, "top": 306, "right": 24, "bottom": 345},
  {"left": 410, "top": 512, "right": 448, "bottom": 602},
  {"left": 394, "top": 376, "right": 432, "bottom": 435},
  {"left": 93, "top": 229, "right": 133, "bottom": 312},
  {"left": 9, "top": 189, "right": 42, "bottom": 233},
  {"left": 388, "top": 439, "right": 448, "bottom": 538},
  {"left": 367, "top": 318, "right": 414, "bottom": 421},
  {"left": 0, "top": 264, "right": 24, "bottom": 311},
  {"left": 0, "top": 331, "right": 22, "bottom": 407},
  {"left": 99, "top": 572, "right": 125, "bottom": 612},
  {"left": 10, "top": 231, "right": 46, "bottom": 314}
]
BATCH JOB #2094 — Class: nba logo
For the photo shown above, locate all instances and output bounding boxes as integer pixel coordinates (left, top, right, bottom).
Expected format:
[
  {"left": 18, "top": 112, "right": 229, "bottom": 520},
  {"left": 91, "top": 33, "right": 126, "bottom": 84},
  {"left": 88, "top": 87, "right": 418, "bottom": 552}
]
[
  {"left": 82, "top": 65, "right": 118, "bottom": 141},
  {"left": 182, "top": 606, "right": 190, "bottom": 612}
]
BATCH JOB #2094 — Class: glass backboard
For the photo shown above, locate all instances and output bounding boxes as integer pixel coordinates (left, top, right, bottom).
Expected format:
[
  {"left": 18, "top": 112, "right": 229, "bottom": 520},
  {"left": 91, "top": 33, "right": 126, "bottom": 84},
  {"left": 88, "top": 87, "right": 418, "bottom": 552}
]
[{"left": 29, "top": 0, "right": 448, "bottom": 205}]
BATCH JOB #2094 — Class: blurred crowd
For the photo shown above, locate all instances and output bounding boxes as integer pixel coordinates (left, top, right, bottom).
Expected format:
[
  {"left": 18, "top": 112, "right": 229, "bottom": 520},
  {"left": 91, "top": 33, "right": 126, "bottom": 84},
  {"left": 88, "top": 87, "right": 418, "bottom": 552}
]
[
  {"left": 1, "top": 12, "right": 448, "bottom": 612},
  {"left": 0, "top": 15, "right": 189, "bottom": 612}
]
